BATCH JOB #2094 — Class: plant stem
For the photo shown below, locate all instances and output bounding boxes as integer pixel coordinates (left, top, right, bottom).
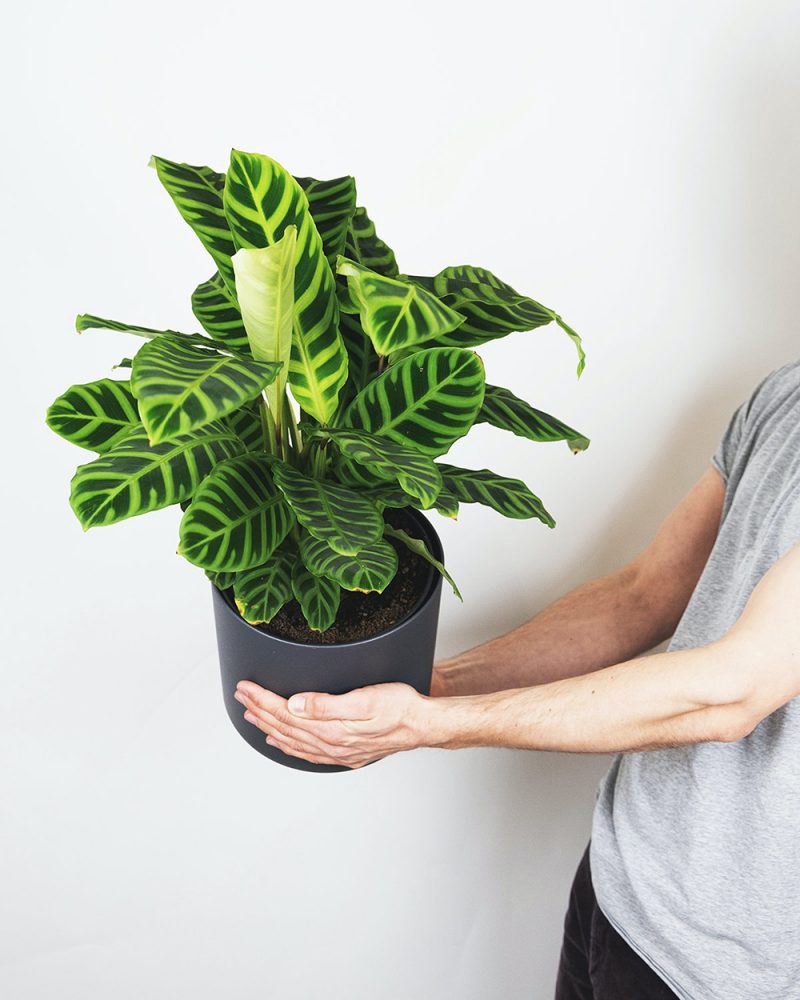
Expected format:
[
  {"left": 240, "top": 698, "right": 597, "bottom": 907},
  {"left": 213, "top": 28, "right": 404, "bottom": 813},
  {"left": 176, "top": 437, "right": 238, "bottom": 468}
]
[
  {"left": 282, "top": 391, "right": 301, "bottom": 458},
  {"left": 257, "top": 394, "right": 278, "bottom": 455},
  {"left": 377, "top": 355, "right": 387, "bottom": 374}
]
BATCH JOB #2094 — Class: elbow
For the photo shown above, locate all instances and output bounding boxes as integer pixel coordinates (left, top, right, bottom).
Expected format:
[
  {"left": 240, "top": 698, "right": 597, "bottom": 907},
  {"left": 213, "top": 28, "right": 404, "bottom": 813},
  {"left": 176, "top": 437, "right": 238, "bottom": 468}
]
[{"left": 712, "top": 705, "right": 761, "bottom": 744}]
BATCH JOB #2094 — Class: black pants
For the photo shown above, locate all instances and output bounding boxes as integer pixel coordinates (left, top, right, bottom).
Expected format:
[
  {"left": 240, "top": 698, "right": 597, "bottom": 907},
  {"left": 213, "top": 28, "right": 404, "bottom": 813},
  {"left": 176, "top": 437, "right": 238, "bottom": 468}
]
[{"left": 555, "top": 843, "right": 678, "bottom": 1000}]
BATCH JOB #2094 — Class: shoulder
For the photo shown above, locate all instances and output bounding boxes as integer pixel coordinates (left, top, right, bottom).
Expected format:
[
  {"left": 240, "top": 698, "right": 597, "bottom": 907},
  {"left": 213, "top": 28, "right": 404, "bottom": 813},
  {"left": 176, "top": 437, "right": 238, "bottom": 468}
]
[{"left": 744, "top": 358, "right": 800, "bottom": 417}]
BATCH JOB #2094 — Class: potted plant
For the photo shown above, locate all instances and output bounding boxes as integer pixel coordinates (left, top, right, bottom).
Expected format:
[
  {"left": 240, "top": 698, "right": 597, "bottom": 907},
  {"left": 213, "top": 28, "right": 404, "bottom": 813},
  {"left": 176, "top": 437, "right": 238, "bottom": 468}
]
[{"left": 46, "top": 148, "right": 589, "bottom": 773}]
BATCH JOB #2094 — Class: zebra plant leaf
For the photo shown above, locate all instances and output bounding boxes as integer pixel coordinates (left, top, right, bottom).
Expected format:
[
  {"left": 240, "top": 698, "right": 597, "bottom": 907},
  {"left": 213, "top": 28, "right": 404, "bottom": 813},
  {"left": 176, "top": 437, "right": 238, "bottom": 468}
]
[
  {"left": 234, "top": 547, "right": 294, "bottom": 624},
  {"left": 336, "top": 257, "right": 464, "bottom": 356},
  {"left": 309, "top": 427, "right": 442, "bottom": 508},
  {"left": 150, "top": 156, "right": 237, "bottom": 294},
  {"left": 339, "top": 311, "right": 379, "bottom": 399},
  {"left": 291, "top": 562, "right": 340, "bottom": 631},
  {"left": 296, "top": 175, "right": 357, "bottom": 264},
  {"left": 131, "top": 334, "right": 282, "bottom": 444},
  {"left": 191, "top": 273, "right": 250, "bottom": 354},
  {"left": 383, "top": 524, "right": 462, "bottom": 599},
  {"left": 345, "top": 207, "right": 399, "bottom": 277},
  {"left": 478, "top": 384, "right": 590, "bottom": 453},
  {"left": 224, "top": 400, "right": 263, "bottom": 453},
  {"left": 223, "top": 150, "right": 348, "bottom": 423},
  {"left": 46, "top": 378, "right": 141, "bottom": 452},
  {"left": 438, "top": 464, "right": 555, "bottom": 526},
  {"left": 272, "top": 461, "right": 383, "bottom": 556},
  {"left": 231, "top": 227, "right": 296, "bottom": 418},
  {"left": 207, "top": 569, "right": 236, "bottom": 591},
  {"left": 76, "top": 313, "right": 213, "bottom": 349},
  {"left": 69, "top": 421, "right": 242, "bottom": 530},
  {"left": 299, "top": 532, "right": 398, "bottom": 593},
  {"left": 178, "top": 454, "right": 294, "bottom": 571},
  {"left": 406, "top": 266, "right": 585, "bottom": 376},
  {"left": 343, "top": 347, "right": 485, "bottom": 457}
]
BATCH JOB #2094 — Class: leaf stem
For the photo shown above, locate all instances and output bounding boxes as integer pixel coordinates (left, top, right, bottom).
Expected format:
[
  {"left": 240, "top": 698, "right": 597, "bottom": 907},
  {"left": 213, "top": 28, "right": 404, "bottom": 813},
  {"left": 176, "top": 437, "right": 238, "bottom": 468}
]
[{"left": 257, "top": 394, "right": 278, "bottom": 455}]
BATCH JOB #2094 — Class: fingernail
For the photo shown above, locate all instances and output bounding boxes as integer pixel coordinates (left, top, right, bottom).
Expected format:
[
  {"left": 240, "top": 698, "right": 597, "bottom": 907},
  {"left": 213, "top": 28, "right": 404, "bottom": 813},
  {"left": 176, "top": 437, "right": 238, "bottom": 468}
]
[
  {"left": 288, "top": 696, "right": 306, "bottom": 714},
  {"left": 234, "top": 691, "right": 246, "bottom": 704},
  {"left": 244, "top": 711, "right": 257, "bottom": 724}
]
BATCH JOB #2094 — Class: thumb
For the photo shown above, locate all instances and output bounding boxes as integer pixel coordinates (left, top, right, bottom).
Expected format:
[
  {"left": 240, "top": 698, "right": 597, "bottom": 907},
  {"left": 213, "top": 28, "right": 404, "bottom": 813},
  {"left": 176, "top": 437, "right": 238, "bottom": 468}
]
[{"left": 288, "top": 688, "right": 374, "bottom": 721}]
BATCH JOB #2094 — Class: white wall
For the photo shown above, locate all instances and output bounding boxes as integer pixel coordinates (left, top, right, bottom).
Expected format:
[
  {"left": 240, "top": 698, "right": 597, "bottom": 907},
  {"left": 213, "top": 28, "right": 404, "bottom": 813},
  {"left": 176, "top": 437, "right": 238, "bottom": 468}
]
[{"left": 4, "top": 1, "right": 800, "bottom": 997}]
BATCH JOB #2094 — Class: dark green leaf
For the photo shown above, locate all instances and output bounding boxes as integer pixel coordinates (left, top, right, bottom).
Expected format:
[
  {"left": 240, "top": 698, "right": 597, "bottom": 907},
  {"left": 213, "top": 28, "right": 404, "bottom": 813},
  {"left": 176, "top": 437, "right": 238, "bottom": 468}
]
[
  {"left": 291, "top": 562, "right": 340, "bottom": 631},
  {"left": 47, "top": 378, "right": 141, "bottom": 452},
  {"left": 299, "top": 532, "right": 398, "bottom": 593},
  {"left": 438, "top": 464, "right": 555, "bottom": 526},
  {"left": 70, "top": 422, "right": 242, "bottom": 529},
  {"left": 272, "top": 461, "right": 383, "bottom": 556},
  {"left": 478, "top": 384, "right": 590, "bottom": 452},
  {"left": 344, "top": 347, "right": 485, "bottom": 457}
]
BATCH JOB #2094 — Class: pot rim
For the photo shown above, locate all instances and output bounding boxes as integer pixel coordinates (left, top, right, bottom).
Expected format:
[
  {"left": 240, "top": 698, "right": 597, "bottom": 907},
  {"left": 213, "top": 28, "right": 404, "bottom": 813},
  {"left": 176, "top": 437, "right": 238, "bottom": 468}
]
[{"left": 213, "top": 508, "right": 444, "bottom": 650}]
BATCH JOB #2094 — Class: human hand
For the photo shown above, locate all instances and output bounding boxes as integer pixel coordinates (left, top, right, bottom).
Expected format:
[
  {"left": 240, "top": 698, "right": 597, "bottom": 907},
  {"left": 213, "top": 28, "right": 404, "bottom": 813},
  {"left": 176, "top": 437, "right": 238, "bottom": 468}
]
[{"left": 234, "top": 679, "right": 434, "bottom": 769}]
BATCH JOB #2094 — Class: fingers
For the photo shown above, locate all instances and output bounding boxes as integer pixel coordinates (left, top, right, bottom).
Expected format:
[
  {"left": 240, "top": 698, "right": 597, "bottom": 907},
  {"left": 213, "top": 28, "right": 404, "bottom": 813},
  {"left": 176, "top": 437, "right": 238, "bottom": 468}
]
[{"left": 236, "top": 694, "right": 342, "bottom": 757}]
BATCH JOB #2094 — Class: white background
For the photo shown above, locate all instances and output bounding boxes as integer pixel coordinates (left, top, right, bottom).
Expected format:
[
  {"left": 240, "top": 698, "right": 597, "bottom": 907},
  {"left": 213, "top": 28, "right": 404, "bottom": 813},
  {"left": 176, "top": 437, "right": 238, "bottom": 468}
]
[{"left": 4, "top": 1, "right": 800, "bottom": 997}]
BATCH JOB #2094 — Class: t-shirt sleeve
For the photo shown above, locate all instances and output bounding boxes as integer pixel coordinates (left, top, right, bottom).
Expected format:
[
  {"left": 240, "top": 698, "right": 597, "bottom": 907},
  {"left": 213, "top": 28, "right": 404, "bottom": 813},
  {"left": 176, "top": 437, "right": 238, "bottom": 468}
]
[
  {"left": 710, "top": 398, "right": 750, "bottom": 484},
  {"left": 710, "top": 367, "right": 780, "bottom": 483}
]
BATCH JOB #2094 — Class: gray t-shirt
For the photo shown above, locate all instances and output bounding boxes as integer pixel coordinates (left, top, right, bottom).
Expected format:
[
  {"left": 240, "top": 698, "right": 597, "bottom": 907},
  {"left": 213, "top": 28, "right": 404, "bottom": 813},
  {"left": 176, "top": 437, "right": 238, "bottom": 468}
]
[{"left": 590, "top": 358, "right": 800, "bottom": 1000}]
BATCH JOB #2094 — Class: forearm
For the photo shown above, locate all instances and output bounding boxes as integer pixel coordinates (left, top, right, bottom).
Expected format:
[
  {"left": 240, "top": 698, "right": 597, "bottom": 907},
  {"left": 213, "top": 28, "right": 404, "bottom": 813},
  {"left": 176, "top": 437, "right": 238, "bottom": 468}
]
[
  {"left": 425, "top": 636, "right": 759, "bottom": 754},
  {"left": 434, "top": 564, "right": 673, "bottom": 696}
]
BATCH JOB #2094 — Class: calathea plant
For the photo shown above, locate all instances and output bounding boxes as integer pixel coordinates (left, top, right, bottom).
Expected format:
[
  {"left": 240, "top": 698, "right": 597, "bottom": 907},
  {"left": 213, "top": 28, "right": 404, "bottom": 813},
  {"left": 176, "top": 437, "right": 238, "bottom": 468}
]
[{"left": 46, "top": 149, "right": 589, "bottom": 634}]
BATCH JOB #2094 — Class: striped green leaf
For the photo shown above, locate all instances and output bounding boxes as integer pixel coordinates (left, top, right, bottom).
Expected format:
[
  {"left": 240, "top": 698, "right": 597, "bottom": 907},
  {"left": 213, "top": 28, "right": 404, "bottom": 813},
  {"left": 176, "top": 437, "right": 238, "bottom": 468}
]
[
  {"left": 310, "top": 427, "right": 442, "bottom": 507},
  {"left": 131, "top": 334, "right": 282, "bottom": 444},
  {"left": 478, "top": 384, "right": 590, "bottom": 453},
  {"left": 150, "top": 156, "right": 237, "bottom": 293},
  {"left": 345, "top": 207, "right": 399, "bottom": 277},
  {"left": 207, "top": 569, "right": 236, "bottom": 591},
  {"left": 299, "top": 532, "right": 398, "bottom": 593},
  {"left": 343, "top": 347, "right": 485, "bottom": 457},
  {"left": 191, "top": 273, "right": 250, "bottom": 353},
  {"left": 336, "top": 257, "right": 464, "bottom": 356},
  {"left": 223, "top": 149, "right": 348, "bottom": 423},
  {"left": 178, "top": 454, "right": 294, "bottom": 571},
  {"left": 362, "top": 484, "right": 460, "bottom": 519},
  {"left": 339, "top": 311, "right": 379, "bottom": 400},
  {"left": 434, "top": 491, "right": 460, "bottom": 519},
  {"left": 234, "top": 547, "right": 294, "bottom": 624},
  {"left": 292, "top": 562, "right": 340, "bottom": 632},
  {"left": 438, "top": 464, "right": 555, "bottom": 526},
  {"left": 76, "top": 313, "right": 216, "bottom": 350},
  {"left": 296, "top": 175, "right": 357, "bottom": 264},
  {"left": 272, "top": 461, "right": 383, "bottom": 556},
  {"left": 224, "top": 401, "right": 263, "bottom": 453},
  {"left": 232, "top": 228, "right": 296, "bottom": 419},
  {"left": 70, "top": 422, "right": 242, "bottom": 530},
  {"left": 383, "top": 524, "right": 462, "bottom": 599},
  {"left": 406, "top": 266, "right": 585, "bottom": 376},
  {"left": 47, "top": 378, "right": 141, "bottom": 452}
]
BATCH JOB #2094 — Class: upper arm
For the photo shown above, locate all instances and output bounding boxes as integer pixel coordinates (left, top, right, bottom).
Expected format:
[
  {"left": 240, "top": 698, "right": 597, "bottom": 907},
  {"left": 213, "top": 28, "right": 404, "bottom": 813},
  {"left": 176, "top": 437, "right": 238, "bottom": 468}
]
[
  {"left": 721, "top": 539, "right": 800, "bottom": 719},
  {"left": 628, "top": 465, "right": 726, "bottom": 641}
]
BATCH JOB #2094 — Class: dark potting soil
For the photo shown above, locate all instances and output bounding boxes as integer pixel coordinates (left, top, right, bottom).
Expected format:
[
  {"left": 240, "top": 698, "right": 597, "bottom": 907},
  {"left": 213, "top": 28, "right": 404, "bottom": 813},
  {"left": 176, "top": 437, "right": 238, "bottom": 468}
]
[{"left": 246, "top": 512, "right": 434, "bottom": 645}]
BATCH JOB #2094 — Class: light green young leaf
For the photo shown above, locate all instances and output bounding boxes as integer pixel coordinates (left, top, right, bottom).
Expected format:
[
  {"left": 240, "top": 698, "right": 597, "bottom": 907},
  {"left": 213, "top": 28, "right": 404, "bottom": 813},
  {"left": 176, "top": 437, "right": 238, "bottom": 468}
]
[
  {"left": 223, "top": 150, "right": 348, "bottom": 423},
  {"left": 232, "top": 227, "right": 297, "bottom": 419}
]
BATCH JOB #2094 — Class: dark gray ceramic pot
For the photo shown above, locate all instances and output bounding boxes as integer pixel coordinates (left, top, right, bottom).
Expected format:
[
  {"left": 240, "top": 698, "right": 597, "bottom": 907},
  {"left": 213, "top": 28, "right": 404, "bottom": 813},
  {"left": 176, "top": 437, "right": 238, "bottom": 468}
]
[{"left": 212, "top": 508, "right": 444, "bottom": 774}]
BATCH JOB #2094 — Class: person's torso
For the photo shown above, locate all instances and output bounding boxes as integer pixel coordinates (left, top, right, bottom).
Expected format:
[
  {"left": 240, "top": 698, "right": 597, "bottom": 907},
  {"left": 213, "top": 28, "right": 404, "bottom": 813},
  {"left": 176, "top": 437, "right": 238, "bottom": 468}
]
[{"left": 590, "top": 358, "right": 800, "bottom": 1000}]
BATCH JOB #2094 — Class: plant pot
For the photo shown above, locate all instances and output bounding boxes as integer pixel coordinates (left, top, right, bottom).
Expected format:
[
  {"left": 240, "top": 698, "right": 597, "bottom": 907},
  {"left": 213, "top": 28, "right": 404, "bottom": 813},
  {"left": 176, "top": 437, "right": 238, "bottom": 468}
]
[{"left": 212, "top": 508, "right": 444, "bottom": 773}]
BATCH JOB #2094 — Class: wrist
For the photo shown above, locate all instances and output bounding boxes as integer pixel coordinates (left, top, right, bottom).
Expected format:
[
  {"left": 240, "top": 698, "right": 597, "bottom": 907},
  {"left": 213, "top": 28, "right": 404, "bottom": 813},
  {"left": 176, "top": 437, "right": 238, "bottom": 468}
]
[{"left": 415, "top": 691, "right": 491, "bottom": 750}]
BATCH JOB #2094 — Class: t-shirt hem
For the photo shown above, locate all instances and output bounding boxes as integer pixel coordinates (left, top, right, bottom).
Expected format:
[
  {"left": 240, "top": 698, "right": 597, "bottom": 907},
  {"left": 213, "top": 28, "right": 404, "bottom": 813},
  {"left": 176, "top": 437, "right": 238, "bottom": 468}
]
[{"left": 593, "top": 899, "right": 696, "bottom": 1000}]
